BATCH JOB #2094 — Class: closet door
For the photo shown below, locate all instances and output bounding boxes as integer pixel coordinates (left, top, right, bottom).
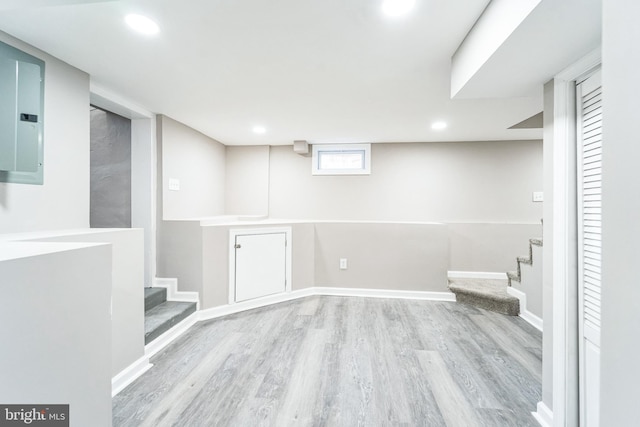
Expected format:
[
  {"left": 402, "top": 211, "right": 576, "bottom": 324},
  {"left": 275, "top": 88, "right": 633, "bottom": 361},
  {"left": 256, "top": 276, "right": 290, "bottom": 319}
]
[
  {"left": 233, "top": 232, "right": 287, "bottom": 302},
  {"left": 577, "top": 69, "right": 602, "bottom": 427}
]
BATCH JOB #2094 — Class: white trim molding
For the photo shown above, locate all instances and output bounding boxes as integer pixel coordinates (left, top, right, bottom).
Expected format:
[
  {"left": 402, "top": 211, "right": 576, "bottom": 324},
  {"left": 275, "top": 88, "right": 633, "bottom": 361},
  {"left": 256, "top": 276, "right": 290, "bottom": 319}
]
[
  {"left": 154, "top": 277, "right": 200, "bottom": 308},
  {"left": 447, "top": 271, "right": 508, "bottom": 280},
  {"left": 111, "top": 355, "right": 153, "bottom": 397},
  {"left": 313, "top": 287, "right": 456, "bottom": 301},
  {"left": 532, "top": 401, "right": 553, "bottom": 427},
  {"left": 144, "top": 311, "right": 199, "bottom": 359},
  {"left": 201, "top": 287, "right": 455, "bottom": 322},
  {"left": 551, "top": 48, "right": 601, "bottom": 427},
  {"left": 507, "top": 287, "right": 543, "bottom": 332}
]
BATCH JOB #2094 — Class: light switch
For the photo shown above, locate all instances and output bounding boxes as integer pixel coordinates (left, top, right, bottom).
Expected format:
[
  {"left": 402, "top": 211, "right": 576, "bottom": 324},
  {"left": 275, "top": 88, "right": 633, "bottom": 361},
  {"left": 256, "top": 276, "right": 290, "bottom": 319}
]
[
  {"left": 339, "top": 258, "right": 348, "bottom": 270},
  {"left": 168, "top": 178, "right": 180, "bottom": 191},
  {"left": 532, "top": 191, "right": 544, "bottom": 202}
]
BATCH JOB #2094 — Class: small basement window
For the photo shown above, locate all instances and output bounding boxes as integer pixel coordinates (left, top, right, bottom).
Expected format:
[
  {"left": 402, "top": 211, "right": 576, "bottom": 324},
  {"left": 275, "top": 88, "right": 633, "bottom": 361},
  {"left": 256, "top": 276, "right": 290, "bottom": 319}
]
[{"left": 312, "top": 143, "right": 371, "bottom": 175}]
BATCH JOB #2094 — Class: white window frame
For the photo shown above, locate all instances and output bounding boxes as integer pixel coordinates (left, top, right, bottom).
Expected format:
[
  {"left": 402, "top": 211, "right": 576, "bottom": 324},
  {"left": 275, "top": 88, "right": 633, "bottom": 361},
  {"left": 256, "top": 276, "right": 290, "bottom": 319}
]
[{"left": 311, "top": 143, "right": 371, "bottom": 175}]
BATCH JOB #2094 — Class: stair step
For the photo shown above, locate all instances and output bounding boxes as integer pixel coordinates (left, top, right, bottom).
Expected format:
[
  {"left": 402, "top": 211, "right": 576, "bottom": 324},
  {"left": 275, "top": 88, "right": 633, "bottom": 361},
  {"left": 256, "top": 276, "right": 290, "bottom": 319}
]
[
  {"left": 144, "top": 301, "right": 197, "bottom": 345},
  {"left": 144, "top": 287, "right": 167, "bottom": 311},
  {"left": 449, "top": 278, "right": 519, "bottom": 316},
  {"left": 507, "top": 270, "right": 520, "bottom": 285},
  {"left": 517, "top": 256, "right": 532, "bottom": 265}
]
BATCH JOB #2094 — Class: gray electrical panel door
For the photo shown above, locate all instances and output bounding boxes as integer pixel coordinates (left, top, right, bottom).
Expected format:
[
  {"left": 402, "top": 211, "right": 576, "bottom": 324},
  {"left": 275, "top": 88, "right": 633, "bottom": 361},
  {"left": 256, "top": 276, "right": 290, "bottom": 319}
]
[{"left": 0, "top": 41, "right": 44, "bottom": 184}]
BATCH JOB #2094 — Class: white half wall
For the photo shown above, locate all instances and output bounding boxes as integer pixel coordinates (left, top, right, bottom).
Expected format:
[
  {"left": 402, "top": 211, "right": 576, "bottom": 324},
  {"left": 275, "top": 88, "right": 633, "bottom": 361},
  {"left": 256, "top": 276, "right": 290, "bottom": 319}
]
[
  {"left": 0, "top": 241, "right": 112, "bottom": 426},
  {"left": 29, "top": 229, "right": 146, "bottom": 377}
]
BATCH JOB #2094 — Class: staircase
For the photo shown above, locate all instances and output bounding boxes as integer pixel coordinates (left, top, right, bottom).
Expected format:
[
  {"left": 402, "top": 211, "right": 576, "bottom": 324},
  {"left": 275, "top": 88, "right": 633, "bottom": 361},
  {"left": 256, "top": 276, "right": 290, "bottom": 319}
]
[
  {"left": 144, "top": 287, "right": 197, "bottom": 345},
  {"left": 449, "top": 237, "right": 543, "bottom": 317},
  {"left": 507, "top": 238, "right": 543, "bottom": 286}
]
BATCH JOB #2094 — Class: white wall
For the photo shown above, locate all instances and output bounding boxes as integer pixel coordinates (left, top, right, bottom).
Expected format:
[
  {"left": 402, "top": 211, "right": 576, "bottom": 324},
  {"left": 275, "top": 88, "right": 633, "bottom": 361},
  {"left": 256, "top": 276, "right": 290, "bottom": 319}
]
[
  {"left": 600, "top": 1, "right": 640, "bottom": 425},
  {"left": 268, "top": 141, "right": 543, "bottom": 222},
  {"left": 0, "top": 31, "right": 90, "bottom": 233},
  {"left": 0, "top": 242, "right": 112, "bottom": 426},
  {"left": 158, "top": 115, "right": 225, "bottom": 220},
  {"left": 541, "top": 79, "right": 555, "bottom": 411},
  {"left": 225, "top": 145, "right": 269, "bottom": 215}
]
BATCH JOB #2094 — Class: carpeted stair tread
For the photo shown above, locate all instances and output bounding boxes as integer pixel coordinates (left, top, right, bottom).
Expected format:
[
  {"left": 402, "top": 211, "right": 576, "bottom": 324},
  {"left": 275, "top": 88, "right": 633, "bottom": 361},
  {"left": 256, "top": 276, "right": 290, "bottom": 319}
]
[
  {"left": 517, "top": 256, "right": 532, "bottom": 265},
  {"left": 507, "top": 270, "right": 520, "bottom": 283},
  {"left": 144, "top": 287, "right": 167, "bottom": 311},
  {"left": 530, "top": 238, "right": 543, "bottom": 246},
  {"left": 145, "top": 301, "right": 197, "bottom": 344},
  {"left": 448, "top": 278, "right": 519, "bottom": 316}
]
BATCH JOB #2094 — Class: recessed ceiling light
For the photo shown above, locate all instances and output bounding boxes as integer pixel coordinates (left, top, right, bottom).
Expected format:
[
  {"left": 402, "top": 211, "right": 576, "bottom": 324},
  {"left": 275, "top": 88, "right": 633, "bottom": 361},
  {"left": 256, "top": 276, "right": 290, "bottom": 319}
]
[
  {"left": 253, "top": 126, "right": 267, "bottom": 134},
  {"left": 125, "top": 14, "right": 159, "bottom": 35},
  {"left": 431, "top": 121, "right": 447, "bottom": 130},
  {"left": 382, "top": 0, "right": 416, "bottom": 17}
]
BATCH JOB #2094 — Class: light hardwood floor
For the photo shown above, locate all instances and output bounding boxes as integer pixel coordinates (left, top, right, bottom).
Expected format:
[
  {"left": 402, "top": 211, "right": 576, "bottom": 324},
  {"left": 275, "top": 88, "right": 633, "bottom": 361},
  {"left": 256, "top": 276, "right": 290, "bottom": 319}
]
[{"left": 113, "top": 296, "right": 542, "bottom": 426}]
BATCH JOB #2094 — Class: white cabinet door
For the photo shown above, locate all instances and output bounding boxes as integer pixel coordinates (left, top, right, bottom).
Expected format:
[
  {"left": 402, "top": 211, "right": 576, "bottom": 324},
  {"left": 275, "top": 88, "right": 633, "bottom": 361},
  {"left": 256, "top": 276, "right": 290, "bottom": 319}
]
[
  {"left": 234, "top": 232, "right": 287, "bottom": 302},
  {"left": 577, "top": 69, "right": 602, "bottom": 427}
]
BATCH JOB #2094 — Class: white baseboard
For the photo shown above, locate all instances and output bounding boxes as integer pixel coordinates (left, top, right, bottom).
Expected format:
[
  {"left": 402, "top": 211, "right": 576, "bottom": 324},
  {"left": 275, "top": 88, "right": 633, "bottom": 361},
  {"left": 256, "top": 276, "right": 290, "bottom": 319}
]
[
  {"left": 447, "top": 271, "right": 508, "bottom": 280},
  {"left": 144, "top": 311, "right": 199, "bottom": 359},
  {"left": 198, "top": 287, "right": 456, "bottom": 322},
  {"left": 154, "top": 277, "right": 200, "bottom": 309},
  {"left": 532, "top": 401, "right": 553, "bottom": 427},
  {"left": 111, "top": 355, "right": 152, "bottom": 397},
  {"left": 313, "top": 286, "right": 456, "bottom": 301},
  {"left": 198, "top": 288, "right": 316, "bottom": 322},
  {"left": 507, "top": 287, "right": 543, "bottom": 332}
]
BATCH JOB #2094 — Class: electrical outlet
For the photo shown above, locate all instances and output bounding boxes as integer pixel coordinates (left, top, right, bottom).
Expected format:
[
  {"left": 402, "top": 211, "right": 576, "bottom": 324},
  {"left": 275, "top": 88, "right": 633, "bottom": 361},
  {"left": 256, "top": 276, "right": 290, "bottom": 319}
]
[
  {"left": 532, "top": 191, "right": 544, "bottom": 202},
  {"left": 339, "top": 258, "right": 348, "bottom": 270},
  {"left": 168, "top": 178, "right": 180, "bottom": 191}
]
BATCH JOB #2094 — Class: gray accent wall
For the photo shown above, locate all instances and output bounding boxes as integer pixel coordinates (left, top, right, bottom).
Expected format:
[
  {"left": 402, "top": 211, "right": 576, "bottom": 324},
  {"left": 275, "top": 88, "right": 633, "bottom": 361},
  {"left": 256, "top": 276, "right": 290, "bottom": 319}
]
[
  {"left": 314, "top": 222, "right": 449, "bottom": 291},
  {"left": 90, "top": 106, "right": 132, "bottom": 228},
  {"left": 448, "top": 223, "right": 541, "bottom": 272}
]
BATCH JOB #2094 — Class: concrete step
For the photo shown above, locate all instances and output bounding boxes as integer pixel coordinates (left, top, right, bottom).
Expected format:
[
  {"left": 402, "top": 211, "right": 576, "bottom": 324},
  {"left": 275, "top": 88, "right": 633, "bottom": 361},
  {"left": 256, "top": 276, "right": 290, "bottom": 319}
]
[
  {"left": 449, "top": 278, "right": 520, "bottom": 316},
  {"left": 144, "top": 301, "right": 197, "bottom": 345},
  {"left": 144, "top": 287, "right": 167, "bottom": 311}
]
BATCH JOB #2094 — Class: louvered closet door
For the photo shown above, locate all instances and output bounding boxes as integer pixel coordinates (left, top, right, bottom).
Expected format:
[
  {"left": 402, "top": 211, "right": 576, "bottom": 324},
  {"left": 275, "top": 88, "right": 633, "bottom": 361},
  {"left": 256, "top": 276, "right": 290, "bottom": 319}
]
[{"left": 577, "top": 69, "right": 602, "bottom": 427}]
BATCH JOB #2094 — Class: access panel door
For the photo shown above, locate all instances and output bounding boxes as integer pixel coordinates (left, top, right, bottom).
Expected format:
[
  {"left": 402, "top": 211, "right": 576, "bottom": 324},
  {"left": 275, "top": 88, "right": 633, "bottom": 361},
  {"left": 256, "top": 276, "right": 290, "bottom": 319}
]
[{"left": 234, "top": 232, "right": 287, "bottom": 302}]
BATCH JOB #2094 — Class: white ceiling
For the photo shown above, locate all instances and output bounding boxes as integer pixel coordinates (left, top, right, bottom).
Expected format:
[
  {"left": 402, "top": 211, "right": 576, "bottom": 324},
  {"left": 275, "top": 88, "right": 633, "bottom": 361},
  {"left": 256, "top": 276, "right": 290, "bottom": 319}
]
[{"left": 0, "top": 0, "right": 548, "bottom": 145}]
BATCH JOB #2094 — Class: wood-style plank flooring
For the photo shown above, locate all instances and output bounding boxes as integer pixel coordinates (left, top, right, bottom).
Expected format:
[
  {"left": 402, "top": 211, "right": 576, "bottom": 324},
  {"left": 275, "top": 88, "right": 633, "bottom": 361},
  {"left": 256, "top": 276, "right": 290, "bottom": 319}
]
[{"left": 113, "top": 296, "right": 542, "bottom": 426}]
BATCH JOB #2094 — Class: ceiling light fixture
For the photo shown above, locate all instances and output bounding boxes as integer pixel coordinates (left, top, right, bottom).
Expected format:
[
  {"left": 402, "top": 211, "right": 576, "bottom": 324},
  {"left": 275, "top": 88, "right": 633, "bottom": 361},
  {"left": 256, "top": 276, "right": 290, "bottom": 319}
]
[
  {"left": 382, "top": 0, "right": 416, "bottom": 17},
  {"left": 253, "top": 126, "right": 267, "bottom": 134},
  {"left": 431, "top": 121, "right": 447, "bottom": 130},
  {"left": 125, "top": 14, "right": 159, "bottom": 35}
]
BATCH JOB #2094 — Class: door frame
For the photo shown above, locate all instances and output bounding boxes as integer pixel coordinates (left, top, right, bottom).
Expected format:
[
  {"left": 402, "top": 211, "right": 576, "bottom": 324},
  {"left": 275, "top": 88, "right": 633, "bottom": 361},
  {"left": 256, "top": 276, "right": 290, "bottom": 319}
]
[
  {"left": 550, "top": 48, "right": 601, "bottom": 427},
  {"left": 228, "top": 227, "right": 292, "bottom": 305}
]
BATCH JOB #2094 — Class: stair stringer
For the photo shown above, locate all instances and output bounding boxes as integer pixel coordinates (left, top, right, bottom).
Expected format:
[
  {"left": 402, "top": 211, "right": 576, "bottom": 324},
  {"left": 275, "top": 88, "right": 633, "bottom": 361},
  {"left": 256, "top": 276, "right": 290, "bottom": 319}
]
[{"left": 506, "top": 240, "right": 543, "bottom": 330}]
